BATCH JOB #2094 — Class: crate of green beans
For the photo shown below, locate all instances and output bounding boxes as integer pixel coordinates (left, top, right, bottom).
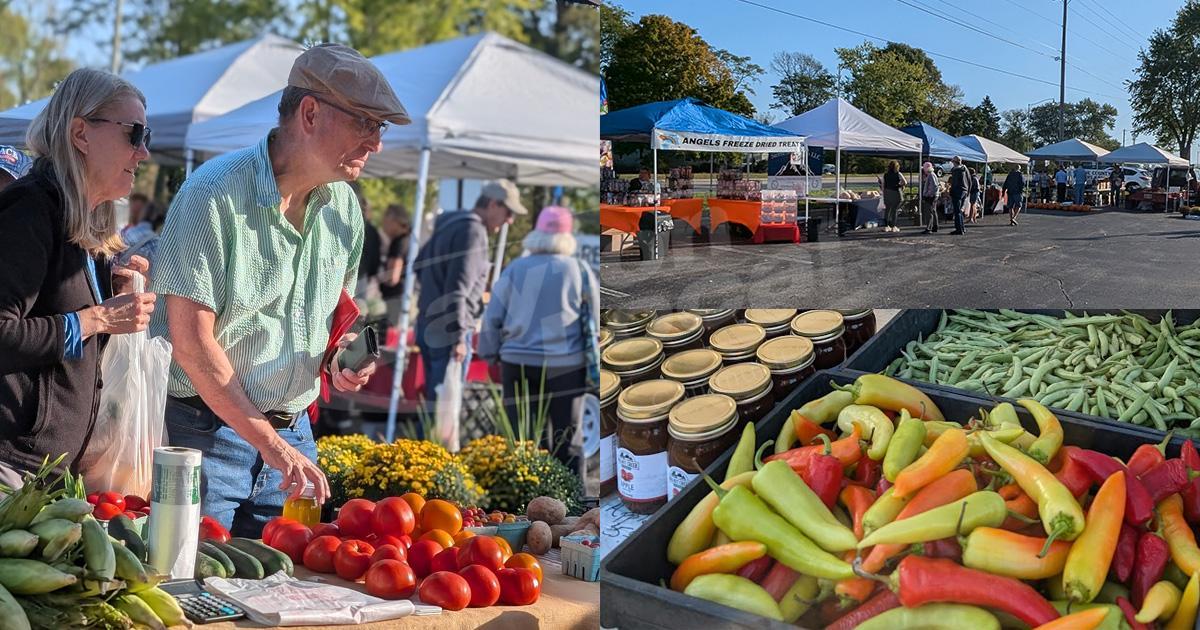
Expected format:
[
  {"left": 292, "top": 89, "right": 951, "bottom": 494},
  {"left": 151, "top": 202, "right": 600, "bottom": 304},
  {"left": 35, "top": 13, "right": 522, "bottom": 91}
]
[{"left": 845, "top": 309, "right": 1200, "bottom": 436}]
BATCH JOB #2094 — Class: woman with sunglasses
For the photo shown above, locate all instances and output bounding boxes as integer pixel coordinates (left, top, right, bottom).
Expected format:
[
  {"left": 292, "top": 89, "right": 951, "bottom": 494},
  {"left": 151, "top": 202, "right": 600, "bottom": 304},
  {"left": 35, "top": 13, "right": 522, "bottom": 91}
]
[{"left": 0, "top": 68, "right": 157, "bottom": 487}]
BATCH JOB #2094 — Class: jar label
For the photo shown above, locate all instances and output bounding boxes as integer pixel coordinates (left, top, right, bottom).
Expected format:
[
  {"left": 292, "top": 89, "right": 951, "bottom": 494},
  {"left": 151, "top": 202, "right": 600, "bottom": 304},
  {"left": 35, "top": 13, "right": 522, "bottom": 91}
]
[
  {"left": 668, "top": 466, "right": 698, "bottom": 499},
  {"left": 601, "top": 434, "right": 616, "bottom": 482},
  {"left": 617, "top": 448, "right": 667, "bottom": 501}
]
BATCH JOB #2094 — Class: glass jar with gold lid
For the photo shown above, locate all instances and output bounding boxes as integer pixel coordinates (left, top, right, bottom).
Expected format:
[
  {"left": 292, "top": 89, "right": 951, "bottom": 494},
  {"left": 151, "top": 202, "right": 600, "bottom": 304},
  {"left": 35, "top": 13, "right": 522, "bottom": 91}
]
[
  {"left": 602, "top": 337, "right": 665, "bottom": 387},
  {"left": 837, "top": 309, "right": 877, "bottom": 356},
  {"left": 708, "top": 362, "right": 775, "bottom": 426},
  {"left": 598, "top": 327, "right": 615, "bottom": 355},
  {"left": 645, "top": 312, "right": 705, "bottom": 355},
  {"left": 616, "top": 379, "right": 686, "bottom": 514},
  {"left": 790, "top": 310, "right": 847, "bottom": 370},
  {"left": 756, "top": 336, "right": 817, "bottom": 400},
  {"left": 661, "top": 349, "right": 723, "bottom": 398},
  {"left": 743, "top": 309, "right": 798, "bottom": 339},
  {"left": 709, "top": 323, "right": 767, "bottom": 364},
  {"left": 686, "top": 309, "right": 738, "bottom": 344},
  {"left": 666, "top": 394, "right": 739, "bottom": 500},
  {"left": 602, "top": 309, "right": 657, "bottom": 340},
  {"left": 599, "top": 370, "right": 621, "bottom": 497}
]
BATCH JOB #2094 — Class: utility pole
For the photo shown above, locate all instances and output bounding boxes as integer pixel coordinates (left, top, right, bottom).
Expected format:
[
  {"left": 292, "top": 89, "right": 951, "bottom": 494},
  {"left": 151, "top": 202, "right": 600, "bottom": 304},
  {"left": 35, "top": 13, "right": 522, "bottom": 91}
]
[
  {"left": 111, "top": 0, "right": 123, "bottom": 74},
  {"left": 1058, "top": 0, "right": 1067, "bottom": 142}
]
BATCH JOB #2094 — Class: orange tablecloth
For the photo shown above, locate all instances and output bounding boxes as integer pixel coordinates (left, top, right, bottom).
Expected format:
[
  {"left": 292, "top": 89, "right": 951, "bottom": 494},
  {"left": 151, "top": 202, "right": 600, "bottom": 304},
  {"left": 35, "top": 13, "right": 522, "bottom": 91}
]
[
  {"left": 707, "top": 198, "right": 763, "bottom": 233},
  {"left": 600, "top": 198, "right": 705, "bottom": 234},
  {"left": 662, "top": 197, "right": 704, "bottom": 231}
]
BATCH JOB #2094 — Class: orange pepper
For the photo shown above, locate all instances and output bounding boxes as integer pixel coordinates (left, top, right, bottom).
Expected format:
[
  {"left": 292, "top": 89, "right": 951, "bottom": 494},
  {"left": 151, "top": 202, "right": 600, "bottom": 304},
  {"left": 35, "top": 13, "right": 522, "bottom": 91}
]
[
  {"left": 892, "top": 428, "right": 969, "bottom": 499},
  {"left": 960, "top": 527, "right": 1071, "bottom": 580},
  {"left": 999, "top": 483, "right": 1040, "bottom": 530},
  {"left": 834, "top": 549, "right": 875, "bottom": 603},
  {"left": 1160, "top": 493, "right": 1200, "bottom": 578},
  {"left": 860, "top": 468, "right": 977, "bottom": 574},
  {"left": 839, "top": 485, "right": 876, "bottom": 541},
  {"left": 669, "top": 541, "right": 768, "bottom": 592},
  {"left": 1063, "top": 470, "right": 1126, "bottom": 603},
  {"left": 1032, "top": 607, "right": 1108, "bottom": 630},
  {"left": 794, "top": 413, "right": 837, "bottom": 446}
]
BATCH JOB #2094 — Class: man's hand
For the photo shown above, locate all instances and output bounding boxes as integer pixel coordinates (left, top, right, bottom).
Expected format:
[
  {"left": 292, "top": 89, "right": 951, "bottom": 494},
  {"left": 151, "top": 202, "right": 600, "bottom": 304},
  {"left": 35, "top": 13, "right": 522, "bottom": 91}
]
[
  {"left": 330, "top": 332, "right": 377, "bottom": 392},
  {"left": 257, "top": 433, "right": 330, "bottom": 504},
  {"left": 453, "top": 342, "right": 467, "bottom": 363},
  {"left": 112, "top": 255, "right": 150, "bottom": 295}
]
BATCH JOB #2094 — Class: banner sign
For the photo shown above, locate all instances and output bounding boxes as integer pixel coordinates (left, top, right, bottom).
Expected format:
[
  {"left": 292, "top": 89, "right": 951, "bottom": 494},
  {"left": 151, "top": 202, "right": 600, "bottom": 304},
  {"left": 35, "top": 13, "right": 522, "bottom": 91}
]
[
  {"left": 652, "top": 129, "right": 806, "bottom": 153},
  {"left": 767, "top": 150, "right": 822, "bottom": 194}
]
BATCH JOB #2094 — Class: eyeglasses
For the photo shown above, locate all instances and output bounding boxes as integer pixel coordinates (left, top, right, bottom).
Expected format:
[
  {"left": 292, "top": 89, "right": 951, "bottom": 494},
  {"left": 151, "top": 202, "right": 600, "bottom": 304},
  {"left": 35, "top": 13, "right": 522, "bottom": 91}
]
[
  {"left": 87, "top": 118, "right": 151, "bottom": 150},
  {"left": 313, "top": 97, "right": 388, "bottom": 139}
]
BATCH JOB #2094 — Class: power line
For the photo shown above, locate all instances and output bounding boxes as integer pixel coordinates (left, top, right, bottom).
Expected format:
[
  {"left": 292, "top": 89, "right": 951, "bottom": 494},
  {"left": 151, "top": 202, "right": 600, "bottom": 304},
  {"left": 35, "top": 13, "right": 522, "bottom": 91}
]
[
  {"left": 1069, "top": 0, "right": 1144, "bottom": 51},
  {"left": 999, "top": 0, "right": 1132, "bottom": 61},
  {"left": 1077, "top": 0, "right": 1148, "bottom": 45},
  {"left": 729, "top": 0, "right": 1124, "bottom": 101}
]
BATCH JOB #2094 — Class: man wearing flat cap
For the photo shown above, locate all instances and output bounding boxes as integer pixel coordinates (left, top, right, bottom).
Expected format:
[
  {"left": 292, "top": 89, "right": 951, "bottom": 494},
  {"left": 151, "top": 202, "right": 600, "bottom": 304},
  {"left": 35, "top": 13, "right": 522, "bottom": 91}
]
[{"left": 151, "top": 43, "right": 409, "bottom": 537}]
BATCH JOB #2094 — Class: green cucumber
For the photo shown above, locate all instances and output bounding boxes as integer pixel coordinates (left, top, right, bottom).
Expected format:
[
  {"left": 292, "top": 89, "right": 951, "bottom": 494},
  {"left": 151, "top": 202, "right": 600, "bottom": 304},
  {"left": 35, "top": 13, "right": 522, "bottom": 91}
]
[
  {"left": 197, "top": 541, "right": 236, "bottom": 576},
  {"left": 209, "top": 541, "right": 264, "bottom": 579},
  {"left": 194, "top": 552, "right": 227, "bottom": 579},
  {"left": 107, "top": 514, "right": 146, "bottom": 561},
  {"left": 227, "top": 537, "right": 293, "bottom": 577}
]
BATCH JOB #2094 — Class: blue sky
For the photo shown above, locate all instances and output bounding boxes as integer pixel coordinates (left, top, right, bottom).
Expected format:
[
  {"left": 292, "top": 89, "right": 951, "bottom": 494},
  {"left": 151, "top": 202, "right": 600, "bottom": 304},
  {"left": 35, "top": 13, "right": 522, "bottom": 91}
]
[{"left": 617, "top": 0, "right": 1184, "bottom": 155}]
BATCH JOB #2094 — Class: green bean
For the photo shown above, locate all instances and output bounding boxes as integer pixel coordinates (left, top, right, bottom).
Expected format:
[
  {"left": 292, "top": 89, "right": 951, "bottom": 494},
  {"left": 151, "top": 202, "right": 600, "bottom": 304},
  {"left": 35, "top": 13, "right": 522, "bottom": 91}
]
[
  {"left": 928, "top": 354, "right": 940, "bottom": 383},
  {"left": 1096, "top": 389, "right": 1108, "bottom": 418},
  {"left": 1118, "top": 392, "right": 1152, "bottom": 423}
]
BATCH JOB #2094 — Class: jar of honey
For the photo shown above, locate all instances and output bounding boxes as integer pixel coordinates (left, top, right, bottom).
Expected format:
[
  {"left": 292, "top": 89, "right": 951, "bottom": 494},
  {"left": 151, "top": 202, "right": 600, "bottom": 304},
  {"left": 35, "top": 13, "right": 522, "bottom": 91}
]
[
  {"left": 686, "top": 309, "right": 738, "bottom": 344},
  {"left": 708, "top": 362, "right": 776, "bottom": 427},
  {"left": 602, "top": 310, "right": 657, "bottom": 340},
  {"left": 790, "top": 310, "right": 847, "bottom": 370},
  {"left": 599, "top": 370, "right": 621, "bottom": 497},
  {"left": 837, "top": 309, "right": 877, "bottom": 356},
  {"left": 756, "top": 335, "right": 817, "bottom": 401},
  {"left": 602, "top": 337, "right": 665, "bottom": 387},
  {"left": 645, "top": 312, "right": 705, "bottom": 356},
  {"left": 667, "top": 394, "right": 739, "bottom": 500},
  {"left": 617, "top": 380, "right": 686, "bottom": 514},
  {"left": 709, "top": 323, "right": 766, "bottom": 365},
  {"left": 598, "top": 327, "right": 614, "bottom": 355},
  {"left": 661, "top": 349, "right": 723, "bottom": 398},
  {"left": 283, "top": 482, "right": 320, "bottom": 526},
  {"left": 743, "top": 309, "right": 798, "bottom": 339}
]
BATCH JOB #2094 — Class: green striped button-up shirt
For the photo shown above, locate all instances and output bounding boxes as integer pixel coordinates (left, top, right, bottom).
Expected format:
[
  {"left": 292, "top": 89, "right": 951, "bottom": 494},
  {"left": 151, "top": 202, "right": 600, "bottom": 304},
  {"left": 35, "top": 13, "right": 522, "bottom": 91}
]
[{"left": 151, "top": 132, "right": 363, "bottom": 413}]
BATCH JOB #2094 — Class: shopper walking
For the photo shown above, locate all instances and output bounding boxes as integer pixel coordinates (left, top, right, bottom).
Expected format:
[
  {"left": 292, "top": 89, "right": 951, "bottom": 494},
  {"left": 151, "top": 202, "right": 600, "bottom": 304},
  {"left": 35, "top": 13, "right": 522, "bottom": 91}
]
[
  {"left": 1056, "top": 165, "right": 1069, "bottom": 203},
  {"left": 881, "top": 161, "right": 906, "bottom": 233},
  {"left": 1110, "top": 165, "right": 1123, "bottom": 207},
  {"left": 1003, "top": 165, "right": 1025, "bottom": 225},
  {"left": 919, "top": 161, "right": 939, "bottom": 234},
  {"left": 967, "top": 167, "right": 981, "bottom": 223},
  {"left": 1074, "top": 163, "right": 1088, "bottom": 206},
  {"left": 948, "top": 156, "right": 970, "bottom": 235}
]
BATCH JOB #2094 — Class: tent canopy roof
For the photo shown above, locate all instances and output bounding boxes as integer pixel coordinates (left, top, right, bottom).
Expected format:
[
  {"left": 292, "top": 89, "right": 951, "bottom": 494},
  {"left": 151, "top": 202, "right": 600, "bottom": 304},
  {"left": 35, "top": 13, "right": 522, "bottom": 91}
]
[
  {"left": 0, "top": 34, "right": 303, "bottom": 153},
  {"left": 599, "top": 97, "right": 805, "bottom": 151},
  {"left": 899, "top": 122, "right": 986, "bottom": 162},
  {"left": 186, "top": 32, "right": 597, "bottom": 187},
  {"left": 772, "top": 97, "right": 922, "bottom": 155},
  {"left": 1096, "top": 142, "right": 1189, "bottom": 166},
  {"left": 1026, "top": 138, "right": 1110, "bottom": 161},
  {"left": 955, "top": 134, "right": 1029, "bottom": 164}
]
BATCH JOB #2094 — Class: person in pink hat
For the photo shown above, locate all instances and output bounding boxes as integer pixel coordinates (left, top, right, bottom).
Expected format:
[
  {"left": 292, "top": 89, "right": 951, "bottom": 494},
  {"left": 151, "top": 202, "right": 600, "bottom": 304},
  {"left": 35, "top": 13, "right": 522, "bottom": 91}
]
[{"left": 477, "top": 205, "right": 598, "bottom": 471}]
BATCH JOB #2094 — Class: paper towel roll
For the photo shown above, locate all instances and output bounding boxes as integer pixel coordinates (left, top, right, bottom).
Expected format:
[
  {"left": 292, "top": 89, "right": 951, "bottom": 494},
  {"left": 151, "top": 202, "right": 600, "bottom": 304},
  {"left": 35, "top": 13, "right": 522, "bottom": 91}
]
[{"left": 146, "top": 446, "right": 203, "bottom": 579}]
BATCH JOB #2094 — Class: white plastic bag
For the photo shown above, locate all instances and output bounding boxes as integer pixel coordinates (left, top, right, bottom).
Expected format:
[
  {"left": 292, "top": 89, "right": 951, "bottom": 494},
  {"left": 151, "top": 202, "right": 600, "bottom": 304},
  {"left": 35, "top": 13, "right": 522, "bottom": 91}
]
[
  {"left": 80, "top": 277, "right": 172, "bottom": 497},
  {"left": 435, "top": 356, "right": 463, "bottom": 452}
]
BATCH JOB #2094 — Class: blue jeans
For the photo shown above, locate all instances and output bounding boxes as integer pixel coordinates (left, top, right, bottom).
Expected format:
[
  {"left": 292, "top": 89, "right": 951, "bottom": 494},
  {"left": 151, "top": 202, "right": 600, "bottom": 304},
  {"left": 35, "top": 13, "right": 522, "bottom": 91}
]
[
  {"left": 951, "top": 192, "right": 968, "bottom": 232},
  {"left": 418, "top": 341, "right": 452, "bottom": 404},
  {"left": 1075, "top": 183, "right": 1085, "bottom": 205},
  {"left": 163, "top": 398, "right": 317, "bottom": 539}
]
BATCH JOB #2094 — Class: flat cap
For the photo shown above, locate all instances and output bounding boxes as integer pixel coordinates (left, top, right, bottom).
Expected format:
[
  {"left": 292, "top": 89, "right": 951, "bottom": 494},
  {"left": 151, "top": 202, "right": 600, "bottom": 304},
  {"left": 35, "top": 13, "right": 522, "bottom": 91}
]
[
  {"left": 479, "top": 180, "right": 528, "bottom": 215},
  {"left": 288, "top": 43, "right": 411, "bottom": 126}
]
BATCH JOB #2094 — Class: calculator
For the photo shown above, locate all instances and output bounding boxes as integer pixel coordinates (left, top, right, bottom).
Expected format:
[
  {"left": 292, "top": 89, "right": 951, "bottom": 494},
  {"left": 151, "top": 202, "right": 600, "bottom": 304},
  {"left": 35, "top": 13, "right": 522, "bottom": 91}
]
[{"left": 158, "top": 579, "right": 246, "bottom": 624}]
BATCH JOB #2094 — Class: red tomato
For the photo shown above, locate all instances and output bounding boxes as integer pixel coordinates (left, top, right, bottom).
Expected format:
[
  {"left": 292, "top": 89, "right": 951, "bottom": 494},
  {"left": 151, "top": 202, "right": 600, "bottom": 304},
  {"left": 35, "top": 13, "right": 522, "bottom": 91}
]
[
  {"left": 370, "top": 544, "right": 407, "bottom": 565},
  {"left": 456, "top": 536, "right": 504, "bottom": 573},
  {"left": 419, "top": 571, "right": 471, "bottom": 611},
  {"left": 458, "top": 564, "right": 500, "bottom": 608},
  {"left": 123, "top": 495, "right": 149, "bottom": 511},
  {"left": 365, "top": 559, "right": 417, "bottom": 599},
  {"left": 497, "top": 568, "right": 541, "bottom": 606},
  {"left": 262, "top": 517, "right": 297, "bottom": 546},
  {"left": 396, "top": 535, "right": 412, "bottom": 550},
  {"left": 371, "top": 497, "right": 416, "bottom": 538},
  {"left": 85, "top": 493, "right": 100, "bottom": 505},
  {"left": 302, "top": 535, "right": 343, "bottom": 573},
  {"left": 504, "top": 553, "right": 543, "bottom": 583},
  {"left": 268, "top": 522, "right": 313, "bottom": 563},
  {"left": 407, "top": 539, "right": 443, "bottom": 578},
  {"left": 333, "top": 540, "right": 376, "bottom": 581},
  {"left": 310, "top": 522, "right": 340, "bottom": 539},
  {"left": 98, "top": 492, "right": 125, "bottom": 511},
  {"left": 92, "top": 503, "right": 123, "bottom": 520},
  {"left": 199, "top": 515, "right": 232, "bottom": 543},
  {"left": 375, "top": 534, "right": 406, "bottom": 550},
  {"left": 336, "top": 499, "right": 376, "bottom": 539},
  {"left": 430, "top": 547, "right": 460, "bottom": 574},
  {"left": 122, "top": 511, "right": 141, "bottom": 520}
]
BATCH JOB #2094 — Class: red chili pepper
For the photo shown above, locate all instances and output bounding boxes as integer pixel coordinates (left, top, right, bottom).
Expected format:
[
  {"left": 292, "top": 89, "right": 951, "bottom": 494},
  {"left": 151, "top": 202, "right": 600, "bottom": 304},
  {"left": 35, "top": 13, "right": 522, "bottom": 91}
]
[
  {"left": 922, "top": 537, "right": 962, "bottom": 562},
  {"left": 1052, "top": 446, "right": 1092, "bottom": 498},
  {"left": 1130, "top": 531, "right": 1169, "bottom": 608},
  {"left": 852, "top": 457, "right": 882, "bottom": 489},
  {"left": 1183, "top": 478, "right": 1200, "bottom": 525},
  {"left": 1183, "top": 439, "right": 1200, "bottom": 470},
  {"left": 1140, "top": 458, "right": 1192, "bottom": 504},
  {"left": 764, "top": 426, "right": 862, "bottom": 471},
  {"left": 1113, "top": 523, "right": 1139, "bottom": 584},
  {"left": 759, "top": 561, "right": 799, "bottom": 602},
  {"left": 735, "top": 556, "right": 772, "bottom": 583},
  {"left": 825, "top": 589, "right": 900, "bottom": 630},
  {"left": 1126, "top": 433, "right": 1170, "bottom": 478},
  {"left": 1116, "top": 596, "right": 1151, "bottom": 630},
  {"left": 895, "top": 556, "right": 1059, "bottom": 627},
  {"left": 876, "top": 476, "right": 892, "bottom": 495},
  {"left": 801, "top": 452, "right": 844, "bottom": 509},
  {"left": 1070, "top": 448, "right": 1154, "bottom": 526}
]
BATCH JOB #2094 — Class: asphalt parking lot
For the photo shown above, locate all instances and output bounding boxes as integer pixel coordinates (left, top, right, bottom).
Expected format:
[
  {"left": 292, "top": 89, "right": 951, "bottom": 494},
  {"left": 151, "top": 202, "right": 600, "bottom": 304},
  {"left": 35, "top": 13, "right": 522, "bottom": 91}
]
[{"left": 600, "top": 207, "right": 1200, "bottom": 308}]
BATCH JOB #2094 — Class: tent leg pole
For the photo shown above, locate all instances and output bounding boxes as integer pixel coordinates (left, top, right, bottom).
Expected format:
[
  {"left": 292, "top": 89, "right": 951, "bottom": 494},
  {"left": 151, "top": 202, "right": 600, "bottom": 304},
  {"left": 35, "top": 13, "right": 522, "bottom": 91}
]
[
  {"left": 185, "top": 149, "right": 194, "bottom": 178},
  {"left": 835, "top": 147, "right": 842, "bottom": 230},
  {"left": 653, "top": 147, "right": 659, "bottom": 259},
  {"left": 386, "top": 146, "right": 432, "bottom": 443}
]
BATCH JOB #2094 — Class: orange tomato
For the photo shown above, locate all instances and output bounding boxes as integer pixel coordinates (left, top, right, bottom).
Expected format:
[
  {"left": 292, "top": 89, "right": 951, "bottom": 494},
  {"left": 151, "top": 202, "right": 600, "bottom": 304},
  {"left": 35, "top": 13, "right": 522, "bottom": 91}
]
[
  {"left": 420, "top": 528, "right": 457, "bottom": 549},
  {"left": 505, "top": 552, "right": 543, "bottom": 583},
  {"left": 420, "top": 499, "right": 463, "bottom": 535},
  {"left": 453, "top": 530, "right": 476, "bottom": 545},
  {"left": 400, "top": 492, "right": 426, "bottom": 516},
  {"left": 492, "top": 536, "right": 513, "bottom": 562}
]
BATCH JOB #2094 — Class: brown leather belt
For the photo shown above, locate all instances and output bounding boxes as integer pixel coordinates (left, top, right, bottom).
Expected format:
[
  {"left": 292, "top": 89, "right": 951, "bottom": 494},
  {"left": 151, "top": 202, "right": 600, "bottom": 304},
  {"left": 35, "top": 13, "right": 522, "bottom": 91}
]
[{"left": 172, "top": 396, "right": 298, "bottom": 430}]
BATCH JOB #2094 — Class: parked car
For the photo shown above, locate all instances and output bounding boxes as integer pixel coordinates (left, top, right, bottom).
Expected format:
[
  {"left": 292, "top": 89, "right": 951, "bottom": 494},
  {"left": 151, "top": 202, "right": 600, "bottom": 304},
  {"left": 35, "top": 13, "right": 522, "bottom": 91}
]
[{"left": 1120, "top": 166, "right": 1151, "bottom": 191}]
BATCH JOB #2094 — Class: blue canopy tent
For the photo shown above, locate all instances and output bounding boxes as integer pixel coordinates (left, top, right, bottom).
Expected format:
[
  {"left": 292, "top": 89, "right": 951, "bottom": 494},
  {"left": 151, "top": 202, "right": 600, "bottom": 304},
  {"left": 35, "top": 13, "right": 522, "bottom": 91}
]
[
  {"left": 601, "top": 97, "right": 807, "bottom": 256},
  {"left": 899, "top": 122, "right": 988, "bottom": 162}
]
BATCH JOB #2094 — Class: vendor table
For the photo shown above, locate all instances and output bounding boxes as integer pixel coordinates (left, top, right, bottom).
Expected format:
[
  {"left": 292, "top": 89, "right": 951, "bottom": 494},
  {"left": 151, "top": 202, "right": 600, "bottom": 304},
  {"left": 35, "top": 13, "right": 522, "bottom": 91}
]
[
  {"left": 599, "top": 198, "right": 704, "bottom": 234},
  {"left": 202, "top": 552, "right": 599, "bottom": 630},
  {"left": 706, "top": 198, "right": 763, "bottom": 233}
]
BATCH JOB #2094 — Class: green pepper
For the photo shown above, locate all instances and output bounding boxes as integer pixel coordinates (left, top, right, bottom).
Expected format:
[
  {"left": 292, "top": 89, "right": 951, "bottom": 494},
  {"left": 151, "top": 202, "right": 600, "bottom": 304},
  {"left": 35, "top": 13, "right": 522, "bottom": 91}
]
[
  {"left": 704, "top": 477, "right": 854, "bottom": 580},
  {"left": 774, "top": 415, "right": 797, "bottom": 455},
  {"left": 752, "top": 460, "right": 857, "bottom": 553},
  {"left": 837, "top": 405, "right": 894, "bottom": 461},
  {"left": 885, "top": 410, "right": 926, "bottom": 482},
  {"left": 857, "top": 491, "right": 1007, "bottom": 548},
  {"left": 683, "top": 574, "right": 783, "bottom": 621},
  {"left": 778, "top": 575, "right": 819, "bottom": 624},
  {"left": 795, "top": 390, "right": 855, "bottom": 425},
  {"left": 863, "top": 486, "right": 911, "bottom": 536},
  {"left": 856, "top": 603, "right": 1000, "bottom": 630},
  {"left": 989, "top": 402, "right": 1021, "bottom": 428},
  {"left": 1048, "top": 601, "right": 1126, "bottom": 630},
  {"left": 726, "top": 423, "right": 757, "bottom": 478}
]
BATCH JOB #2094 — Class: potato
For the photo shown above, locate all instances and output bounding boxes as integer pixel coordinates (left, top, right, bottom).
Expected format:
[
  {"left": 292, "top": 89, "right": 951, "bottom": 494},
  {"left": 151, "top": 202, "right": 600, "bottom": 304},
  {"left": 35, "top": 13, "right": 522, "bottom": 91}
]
[
  {"left": 578, "top": 508, "right": 600, "bottom": 531},
  {"left": 550, "top": 519, "right": 582, "bottom": 548},
  {"left": 526, "top": 497, "right": 567, "bottom": 525},
  {"left": 527, "top": 521, "right": 552, "bottom": 555}
]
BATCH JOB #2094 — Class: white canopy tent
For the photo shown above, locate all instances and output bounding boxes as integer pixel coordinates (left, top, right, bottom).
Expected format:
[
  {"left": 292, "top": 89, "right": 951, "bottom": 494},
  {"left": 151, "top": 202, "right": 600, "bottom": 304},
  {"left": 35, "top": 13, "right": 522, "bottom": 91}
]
[
  {"left": 1026, "top": 138, "right": 1110, "bottom": 162},
  {"left": 956, "top": 135, "right": 1030, "bottom": 165},
  {"left": 1097, "top": 142, "right": 1189, "bottom": 166},
  {"left": 0, "top": 34, "right": 303, "bottom": 166},
  {"left": 187, "top": 32, "right": 597, "bottom": 441},
  {"left": 772, "top": 98, "right": 923, "bottom": 228}
]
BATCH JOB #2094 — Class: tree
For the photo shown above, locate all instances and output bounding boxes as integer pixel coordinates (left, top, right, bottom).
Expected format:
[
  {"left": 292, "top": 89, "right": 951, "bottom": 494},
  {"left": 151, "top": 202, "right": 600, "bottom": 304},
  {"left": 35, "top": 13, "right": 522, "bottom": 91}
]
[
  {"left": 605, "top": 14, "right": 754, "bottom": 115},
  {"left": 999, "top": 109, "right": 1036, "bottom": 153},
  {"left": 974, "top": 96, "right": 1001, "bottom": 138},
  {"left": 0, "top": 4, "right": 74, "bottom": 110},
  {"left": 713, "top": 48, "right": 763, "bottom": 96},
  {"left": 835, "top": 41, "right": 963, "bottom": 128},
  {"left": 1027, "top": 99, "right": 1120, "bottom": 149},
  {"left": 769, "top": 51, "right": 834, "bottom": 116},
  {"left": 599, "top": 2, "right": 632, "bottom": 72},
  {"left": 1129, "top": 1, "right": 1200, "bottom": 158}
]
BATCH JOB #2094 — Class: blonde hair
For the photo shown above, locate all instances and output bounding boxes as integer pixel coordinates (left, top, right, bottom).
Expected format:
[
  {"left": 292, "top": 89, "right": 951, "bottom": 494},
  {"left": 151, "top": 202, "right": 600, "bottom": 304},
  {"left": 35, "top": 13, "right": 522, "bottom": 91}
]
[{"left": 26, "top": 68, "right": 145, "bottom": 257}]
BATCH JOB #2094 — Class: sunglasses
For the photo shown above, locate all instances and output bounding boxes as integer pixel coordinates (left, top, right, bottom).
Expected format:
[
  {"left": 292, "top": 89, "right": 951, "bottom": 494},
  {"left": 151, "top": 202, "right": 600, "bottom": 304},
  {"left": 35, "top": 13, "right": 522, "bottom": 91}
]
[
  {"left": 312, "top": 97, "right": 389, "bottom": 139},
  {"left": 87, "top": 118, "right": 152, "bottom": 150}
]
